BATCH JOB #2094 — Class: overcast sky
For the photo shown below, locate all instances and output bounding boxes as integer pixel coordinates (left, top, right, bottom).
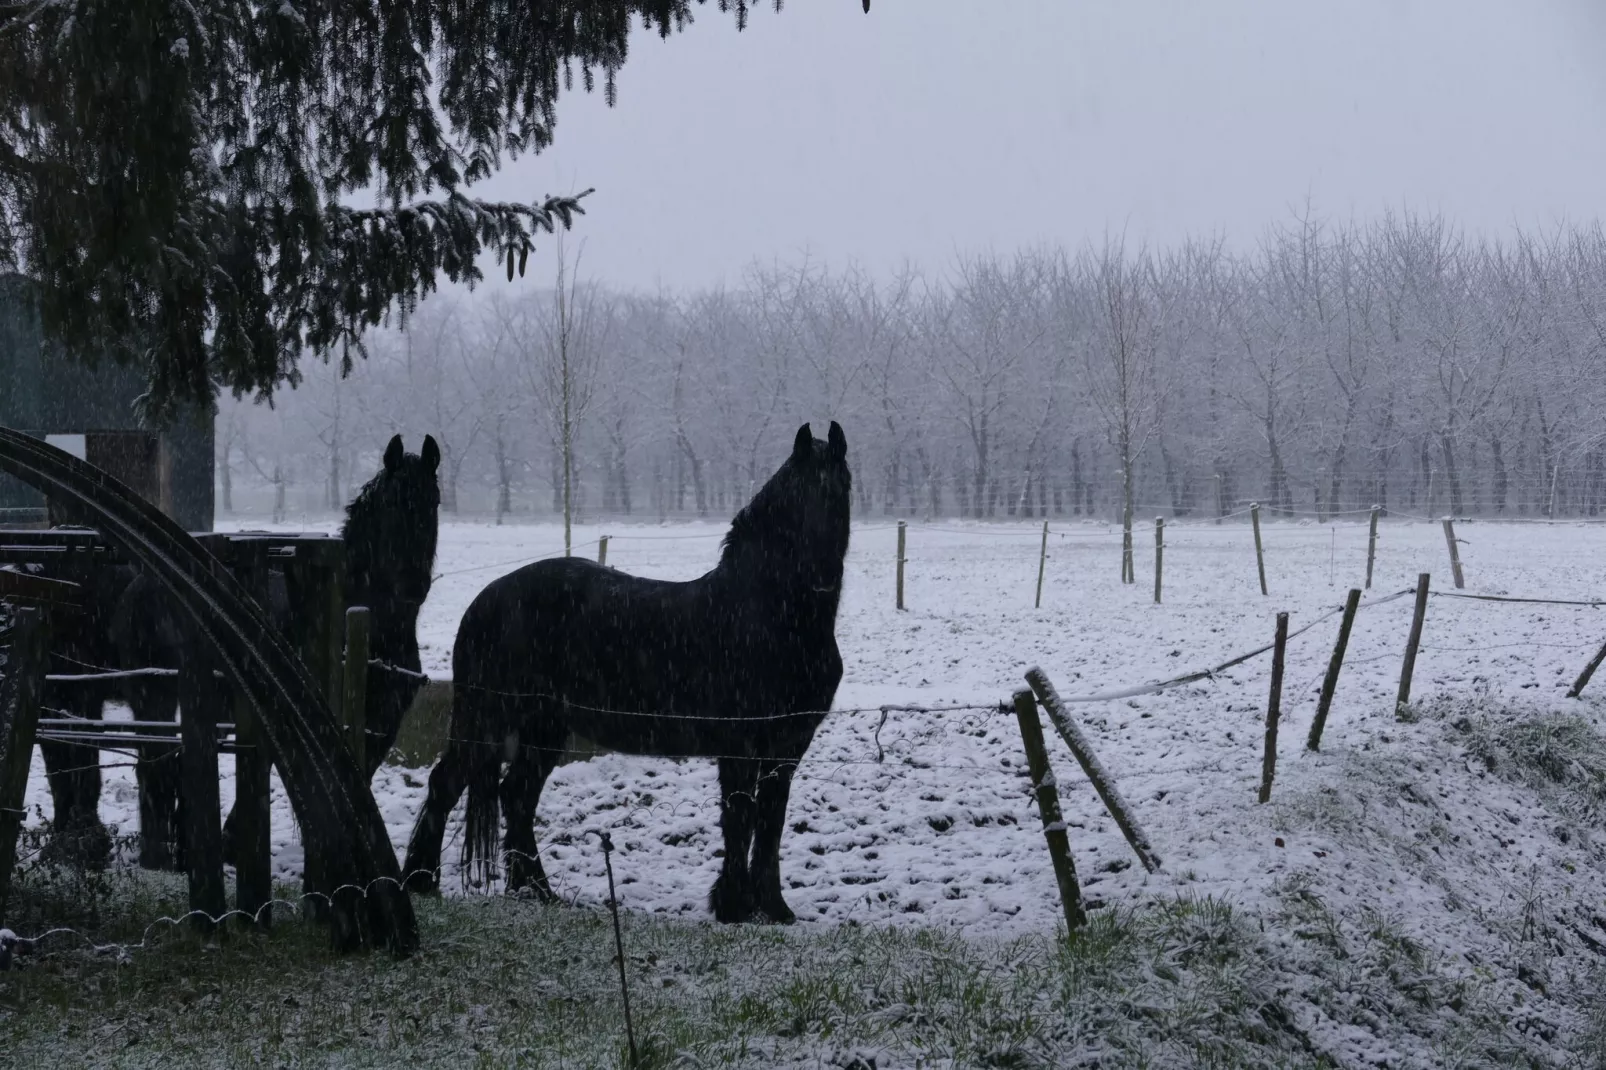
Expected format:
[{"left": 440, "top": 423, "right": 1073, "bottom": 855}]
[{"left": 457, "top": 0, "right": 1606, "bottom": 294}]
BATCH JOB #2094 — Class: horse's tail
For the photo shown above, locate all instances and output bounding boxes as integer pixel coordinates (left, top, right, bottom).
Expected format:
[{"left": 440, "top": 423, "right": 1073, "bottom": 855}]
[{"left": 460, "top": 736, "right": 504, "bottom": 888}]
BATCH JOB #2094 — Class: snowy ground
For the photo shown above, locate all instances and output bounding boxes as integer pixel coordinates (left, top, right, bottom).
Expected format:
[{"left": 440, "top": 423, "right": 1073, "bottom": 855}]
[{"left": 22, "top": 512, "right": 1606, "bottom": 1057}]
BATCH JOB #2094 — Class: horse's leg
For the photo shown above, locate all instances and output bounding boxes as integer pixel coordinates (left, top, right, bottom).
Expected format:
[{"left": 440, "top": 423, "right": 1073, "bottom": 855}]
[
  {"left": 750, "top": 758, "right": 801, "bottom": 924},
  {"left": 38, "top": 689, "right": 111, "bottom": 868},
  {"left": 402, "top": 735, "right": 476, "bottom": 894},
  {"left": 500, "top": 726, "right": 563, "bottom": 901},
  {"left": 127, "top": 676, "right": 182, "bottom": 871},
  {"left": 709, "top": 756, "right": 761, "bottom": 923}
]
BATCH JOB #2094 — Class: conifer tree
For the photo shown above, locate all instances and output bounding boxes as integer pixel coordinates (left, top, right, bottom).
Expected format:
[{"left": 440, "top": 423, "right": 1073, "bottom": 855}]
[{"left": 0, "top": 0, "right": 778, "bottom": 421}]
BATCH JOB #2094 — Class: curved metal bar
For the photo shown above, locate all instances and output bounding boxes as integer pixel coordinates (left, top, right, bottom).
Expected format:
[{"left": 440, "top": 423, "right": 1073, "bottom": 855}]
[{"left": 0, "top": 427, "right": 415, "bottom": 954}]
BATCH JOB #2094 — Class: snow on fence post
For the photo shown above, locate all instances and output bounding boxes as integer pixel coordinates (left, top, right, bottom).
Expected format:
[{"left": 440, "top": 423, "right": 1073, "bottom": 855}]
[
  {"left": 1441, "top": 518, "right": 1465, "bottom": 589},
  {"left": 1153, "top": 517, "right": 1164, "bottom": 604},
  {"left": 1024, "top": 667, "right": 1162, "bottom": 874},
  {"left": 597, "top": 535, "right": 609, "bottom": 567},
  {"left": 1396, "top": 573, "right": 1432, "bottom": 719},
  {"left": 896, "top": 521, "right": 907, "bottom": 611},
  {"left": 1566, "top": 638, "right": 1606, "bottom": 699},
  {"left": 1307, "top": 589, "right": 1362, "bottom": 752},
  {"left": 1258, "top": 612, "right": 1290, "bottom": 804},
  {"left": 342, "top": 607, "right": 371, "bottom": 774},
  {"left": 1366, "top": 505, "right": 1380, "bottom": 590},
  {"left": 0, "top": 607, "right": 44, "bottom": 926},
  {"left": 1035, "top": 521, "right": 1049, "bottom": 610},
  {"left": 1011, "top": 690, "right": 1086, "bottom": 934},
  {"left": 1251, "top": 503, "right": 1269, "bottom": 596}
]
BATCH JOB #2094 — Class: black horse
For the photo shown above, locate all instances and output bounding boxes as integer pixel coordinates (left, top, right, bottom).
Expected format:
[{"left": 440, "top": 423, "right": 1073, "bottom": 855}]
[
  {"left": 40, "top": 433, "right": 440, "bottom": 871},
  {"left": 404, "top": 422, "right": 850, "bottom": 924}
]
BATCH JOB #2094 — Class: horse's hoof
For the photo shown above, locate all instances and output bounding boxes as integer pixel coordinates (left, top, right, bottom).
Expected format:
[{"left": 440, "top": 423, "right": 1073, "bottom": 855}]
[
  {"left": 757, "top": 898, "right": 796, "bottom": 925},
  {"left": 709, "top": 878, "right": 757, "bottom": 923}
]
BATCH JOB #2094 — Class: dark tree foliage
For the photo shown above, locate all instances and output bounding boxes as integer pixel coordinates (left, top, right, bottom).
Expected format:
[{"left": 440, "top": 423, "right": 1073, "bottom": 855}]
[{"left": 0, "top": 0, "right": 778, "bottom": 423}]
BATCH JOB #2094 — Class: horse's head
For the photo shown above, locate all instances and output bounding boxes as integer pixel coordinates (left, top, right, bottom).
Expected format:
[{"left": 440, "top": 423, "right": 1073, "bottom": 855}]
[
  {"left": 343, "top": 434, "right": 441, "bottom": 614},
  {"left": 723, "top": 422, "right": 852, "bottom": 590}
]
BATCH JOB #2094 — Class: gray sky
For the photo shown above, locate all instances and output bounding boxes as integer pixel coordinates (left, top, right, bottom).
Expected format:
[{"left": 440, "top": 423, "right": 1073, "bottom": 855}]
[{"left": 460, "top": 0, "right": 1606, "bottom": 293}]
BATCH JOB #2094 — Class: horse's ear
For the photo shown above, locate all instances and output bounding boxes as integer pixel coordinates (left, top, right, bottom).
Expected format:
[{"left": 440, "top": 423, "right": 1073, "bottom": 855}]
[
  {"left": 827, "top": 421, "right": 847, "bottom": 462},
  {"left": 422, "top": 435, "right": 441, "bottom": 474},
  {"left": 792, "top": 423, "right": 813, "bottom": 461},
  {"left": 383, "top": 435, "right": 405, "bottom": 472}
]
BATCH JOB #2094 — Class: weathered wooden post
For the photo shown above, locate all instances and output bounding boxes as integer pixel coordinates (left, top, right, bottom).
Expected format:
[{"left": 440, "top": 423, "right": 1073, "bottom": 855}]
[
  {"left": 1251, "top": 502, "right": 1268, "bottom": 596},
  {"left": 1258, "top": 612, "right": 1290, "bottom": 804},
  {"left": 1034, "top": 521, "right": 1049, "bottom": 609},
  {"left": 232, "top": 687, "right": 273, "bottom": 929},
  {"left": 1011, "top": 690, "right": 1086, "bottom": 933},
  {"left": 0, "top": 607, "right": 45, "bottom": 925},
  {"left": 896, "top": 521, "right": 907, "bottom": 611},
  {"left": 1025, "top": 667, "right": 1162, "bottom": 873},
  {"left": 178, "top": 651, "right": 227, "bottom": 934},
  {"left": 1153, "top": 517, "right": 1164, "bottom": 604},
  {"left": 1568, "top": 639, "right": 1606, "bottom": 699},
  {"left": 597, "top": 535, "right": 609, "bottom": 567},
  {"left": 1396, "top": 573, "right": 1432, "bottom": 719},
  {"left": 1365, "top": 505, "right": 1380, "bottom": 590},
  {"left": 1307, "top": 589, "right": 1362, "bottom": 752},
  {"left": 1441, "top": 518, "right": 1465, "bottom": 589},
  {"left": 342, "top": 607, "right": 372, "bottom": 775}
]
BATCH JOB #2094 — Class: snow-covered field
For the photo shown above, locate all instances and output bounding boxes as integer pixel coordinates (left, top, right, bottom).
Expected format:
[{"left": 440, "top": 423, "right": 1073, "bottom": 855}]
[{"left": 23, "top": 513, "right": 1606, "bottom": 1055}]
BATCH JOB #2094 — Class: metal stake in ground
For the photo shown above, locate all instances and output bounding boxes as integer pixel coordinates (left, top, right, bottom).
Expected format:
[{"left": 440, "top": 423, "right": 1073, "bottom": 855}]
[
  {"left": 896, "top": 521, "right": 907, "bottom": 611},
  {"left": 592, "top": 830, "right": 638, "bottom": 1068},
  {"left": 1154, "top": 517, "right": 1164, "bottom": 604},
  {"left": 1307, "top": 589, "right": 1362, "bottom": 752},
  {"left": 1365, "top": 505, "right": 1380, "bottom": 589},
  {"left": 1024, "top": 667, "right": 1162, "bottom": 873},
  {"left": 1258, "top": 612, "right": 1289, "bottom": 804},
  {"left": 1011, "top": 690, "right": 1086, "bottom": 934},
  {"left": 1396, "top": 573, "right": 1432, "bottom": 720},
  {"left": 1035, "top": 521, "right": 1049, "bottom": 610}
]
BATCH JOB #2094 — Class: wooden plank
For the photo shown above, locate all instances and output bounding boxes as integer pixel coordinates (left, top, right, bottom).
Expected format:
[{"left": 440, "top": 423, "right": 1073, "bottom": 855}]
[
  {"left": 178, "top": 652, "right": 227, "bottom": 935},
  {"left": 0, "top": 568, "right": 82, "bottom": 610},
  {"left": 0, "top": 607, "right": 45, "bottom": 925}
]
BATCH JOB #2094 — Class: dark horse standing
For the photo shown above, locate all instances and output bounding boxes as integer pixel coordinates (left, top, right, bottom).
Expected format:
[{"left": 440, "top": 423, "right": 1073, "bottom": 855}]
[
  {"left": 404, "top": 422, "right": 850, "bottom": 924},
  {"left": 40, "top": 433, "right": 440, "bottom": 871}
]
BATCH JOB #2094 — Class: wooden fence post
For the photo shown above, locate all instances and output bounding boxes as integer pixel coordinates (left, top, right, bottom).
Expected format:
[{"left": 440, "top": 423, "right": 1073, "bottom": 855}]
[
  {"left": 1011, "top": 690, "right": 1086, "bottom": 934},
  {"left": 1396, "top": 572, "right": 1432, "bottom": 719},
  {"left": 1024, "top": 668, "right": 1162, "bottom": 873},
  {"left": 1567, "top": 638, "right": 1606, "bottom": 699},
  {"left": 179, "top": 652, "right": 227, "bottom": 934},
  {"left": 232, "top": 687, "right": 273, "bottom": 929},
  {"left": 342, "top": 607, "right": 371, "bottom": 775},
  {"left": 1251, "top": 503, "right": 1268, "bottom": 596},
  {"left": 1153, "top": 517, "right": 1164, "bottom": 604},
  {"left": 597, "top": 535, "right": 609, "bottom": 567},
  {"left": 1366, "top": 505, "right": 1380, "bottom": 590},
  {"left": 1307, "top": 589, "right": 1362, "bottom": 752},
  {"left": 896, "top": 521, "right": 907, "bottom": 611},
  {"left": 1441, "top": 518, "right": 1465, "bottom": 589},
  {"left": 1258, "top": 612, "right": 1289, "bottom": 803},
  {"left": 1035, "top": 521, "right": 1049, "bottom": 610},
  {"left": 0, "top": 607, "right": 45, "bottom": 925}
]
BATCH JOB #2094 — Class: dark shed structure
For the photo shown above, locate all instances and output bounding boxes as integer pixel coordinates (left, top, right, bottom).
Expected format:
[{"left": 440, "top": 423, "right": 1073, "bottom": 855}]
[{"left": 0, "top": 273, "right": 213, "bottom": 531}]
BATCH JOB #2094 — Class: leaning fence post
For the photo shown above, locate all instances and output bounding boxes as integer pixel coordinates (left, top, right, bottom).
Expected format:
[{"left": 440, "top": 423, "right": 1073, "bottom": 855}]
[
  {"left": 1035, "top": 521, "right": 1049, "bottom": 610},
  {"left": 1441, "top": 518, "right": 1465, "bottom": 590},
  {"left": 0, "top": 607, "right": 45, "bottom": 925},
  {"left": 179, "top": 651, "right": 228, "bottom": 935},
  {"left": 1251, "top": 503, "right": 1269, "bottom": 596},
  {"left": 1567, "top": 638, "right": 1606, "bottom": 699},
  {"left": 1307, "top": 589, "right": 1362, "bottom": 752},
  {"left": 1011, "top": 690, "right": 1086, "bottom": 934},
  {"left": 896, "top": 521, "right": 907, "bottom": 611},
  {"left": 1366, "top": 505, "right": 1380, "bottom": 590},
  {"left": 342, "top": 606, "right": 371, "bottom": 775},
  {"left": 1153, "top": 517, "right": 1165, "bottom": 604},
  {"left": 1396, "top": 573, "right": 1432, "bottom": 719},
  {"left": 1258, "top": 612, "right": 1290, "bottom": 803},
  {"left": 1024, "top": 667, "right": 1162, "bottom": 873},
  {"left": 597, "top": 535, "right": 609, "bottom": 567}
]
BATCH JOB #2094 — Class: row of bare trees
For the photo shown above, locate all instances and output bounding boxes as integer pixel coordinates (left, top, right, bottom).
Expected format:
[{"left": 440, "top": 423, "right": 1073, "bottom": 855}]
[{"left": 220, "top": 211, "right": 1606, "bottom": 559}]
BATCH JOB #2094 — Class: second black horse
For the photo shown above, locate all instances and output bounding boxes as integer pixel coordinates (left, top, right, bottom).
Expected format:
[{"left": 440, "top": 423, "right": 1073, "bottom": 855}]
[{"left": 404, "top": 421, "right": 851, "bottom": 924}]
